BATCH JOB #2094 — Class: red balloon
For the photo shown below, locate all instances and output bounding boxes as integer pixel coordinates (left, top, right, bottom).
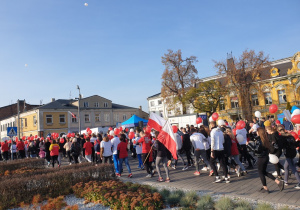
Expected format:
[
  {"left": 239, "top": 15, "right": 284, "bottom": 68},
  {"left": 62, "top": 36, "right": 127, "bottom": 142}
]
[
  {"left": 35, "top": 135, "right": 38, "bottom": 139},
  {"left": 88, "top": 130, "right": 92, "bottom": 135},
  {"left": 172, "top": 125, "right": 178, "bottom": 133},
  {"left": 114, "top": 129, "right": 120, "bottom": 135},
  {"left": 125, "top": 128, "right": 129, "bottom": 132},
  {"left": 290, "top": 131, "right": 299, "bottom": 140},
  {"left": 15, "top": 137, "right": 19, "bottom": 141},
  {"left": 269, "top": 104, "right": 278, "bottom": 114},
  {"left": 129, "top": 132, "right": 135, "bottom": 139},
  {"left": 25, "top": 141, "right": 28, "bottom": 144},
  {"left": 292, "top": 115, "right": 300, "bottom": 124},
  {"left": 275, "top": 120, "right": 281, "bottom": 125},
  {"left": 22, "top": 136, "right": 26, "bottom": 140},
  {"left": 196, "top": 117, "right": 202, "bottom": 124},
  {"left": 60, "top": 138, "right": 64, "bottom": 143},
  {"left": 8, "top": 140, "right": 12, "bottom": 144},
  {"left": 212, "top": 113, "right": 219, "bottom": 121},
  {"left": 71, "top": 133, "right": 75, "bottom": 137},
  {"left": 232, "top": 129, "right": 237, "bottom": 136},
  {"left": 236, "top": 121, "right": 246, "bottom": 130},
  {"left": 86, "top": 127, "right": 91, "bottom": 132},
  {"left": 41, "top": 137, "right": 44, "bottom": 140},
  {"left": 109, "top": 127, "right": 113, "bottom": 131}
]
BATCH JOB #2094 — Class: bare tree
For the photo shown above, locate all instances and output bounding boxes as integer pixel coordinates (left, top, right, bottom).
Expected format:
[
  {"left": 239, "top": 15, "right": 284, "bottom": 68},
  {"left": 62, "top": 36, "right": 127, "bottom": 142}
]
[
  {"left": 161, "top": 49, "right": 198, "bottom": 114},
  {"left": 214, "top": 49, "right": 270, "bottom": 120}
]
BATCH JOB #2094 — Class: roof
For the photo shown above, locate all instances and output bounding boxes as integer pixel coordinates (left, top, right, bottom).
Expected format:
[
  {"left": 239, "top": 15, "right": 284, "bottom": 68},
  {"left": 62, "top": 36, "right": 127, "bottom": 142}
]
[
  {"left": 0, "top": 101, "right": 39, "bottom": 121},
  {"left": 82, "top": 95, "right": 112, "bottom": 102},
  {"left": 38, "top": 99, "right": 77, "bottom": 110},
  {"left": 112, "top": 103, "right": 136, "bottom": 109},
  {"left": 147, "top": 93, "right": 161, "bottom": 99}
]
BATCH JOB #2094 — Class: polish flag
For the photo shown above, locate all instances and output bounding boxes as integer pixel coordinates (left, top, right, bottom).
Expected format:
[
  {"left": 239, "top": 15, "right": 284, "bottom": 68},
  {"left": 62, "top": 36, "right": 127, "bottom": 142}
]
[
  {"left": 157, "top": 120, "right": 177, "bottom": 160},
  {"left": 147, "top": 112, "right": 166, "bottom": 132},
  {"left": 68, "top": 111, "right": 76, "bottom": 118}
]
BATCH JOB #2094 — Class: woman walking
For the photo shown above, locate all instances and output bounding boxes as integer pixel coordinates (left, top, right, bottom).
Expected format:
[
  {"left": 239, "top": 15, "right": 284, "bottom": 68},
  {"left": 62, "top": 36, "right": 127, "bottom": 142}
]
[
  {"left": 255, "top": 127, "right": 284, "bottom": 193},
  {"left": 138, "top": 131, "right": 154, "bottom": 178},
  {"left": 100, "top": 136, "right": 113, "bottom": 164},
  {"left": 155, "top": 131, "right": 170, "bottom": 182},
  {"left": 64, "top": 138, "right": 73, "bottom": 165},
  {"left": 117, "top": 134, "right": 132, "bottom": 178},
  {"left": 49, "top": 140, "right": 60, "bottom": 168}
]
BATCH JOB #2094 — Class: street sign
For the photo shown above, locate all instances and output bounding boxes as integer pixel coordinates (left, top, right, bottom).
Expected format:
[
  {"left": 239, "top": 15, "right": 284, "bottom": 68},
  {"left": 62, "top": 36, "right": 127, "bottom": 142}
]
[{"left": 7, "top": 127, "right": 17, "bottom": 137}]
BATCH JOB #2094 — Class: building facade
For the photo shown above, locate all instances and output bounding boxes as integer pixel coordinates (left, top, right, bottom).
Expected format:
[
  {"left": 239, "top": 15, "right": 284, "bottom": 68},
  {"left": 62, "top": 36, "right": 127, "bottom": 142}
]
[{"left": 148, "top": 51, "right": 300, "bottom": 122}]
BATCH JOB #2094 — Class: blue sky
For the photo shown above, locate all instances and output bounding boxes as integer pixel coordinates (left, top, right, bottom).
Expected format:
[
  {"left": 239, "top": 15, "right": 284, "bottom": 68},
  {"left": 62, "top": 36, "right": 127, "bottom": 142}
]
[{"left": 0, "top": 0, "right": 299, "bottom": 112}]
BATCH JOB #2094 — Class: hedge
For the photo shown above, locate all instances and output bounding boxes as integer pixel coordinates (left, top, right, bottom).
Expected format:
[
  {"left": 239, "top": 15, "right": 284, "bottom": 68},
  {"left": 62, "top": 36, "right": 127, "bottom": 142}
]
[
  {"left": 0, "top": 163, "right": 114, "bottom": 210},
  {"left": 0, "top": 158, "right": 45, "bottom": 175}
]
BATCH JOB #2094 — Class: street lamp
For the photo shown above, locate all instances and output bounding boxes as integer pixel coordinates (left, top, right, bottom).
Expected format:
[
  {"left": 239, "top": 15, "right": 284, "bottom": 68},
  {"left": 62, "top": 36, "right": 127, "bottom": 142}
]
[{"left": 76, "top": 85, "right": 81, "bottom": 134}]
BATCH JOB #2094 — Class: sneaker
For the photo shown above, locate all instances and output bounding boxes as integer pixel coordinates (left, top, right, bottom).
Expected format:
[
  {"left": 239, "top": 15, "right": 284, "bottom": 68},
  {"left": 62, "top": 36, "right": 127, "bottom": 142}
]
[
  {"left": 194, "top": 171, "right": 200, "bottom": 176},
  {"left": 146, "top": 174, "right": 152, "bottom": 178},
  {"left": 294, "top": 183, "right": 300, "bottom": 189},
  {"left": 182, "top": 165, "right": 189, "bottom": 171},
  {"left": 141, "top": 166, "right": 145, "bottom": 170},
  {"left": 209, "top": 170, "right": 214, "bottom": 176},
  {"left": 259, "top": 187, "right": 270, "bottom": 194},
  {"left": 202, "top": 167, "right": 208, "bottom": 171},
  {"left": 188, "top": 164, "right": 193, "bottom": 168},
  {"left": 165, "top": 178, "right": 170, "bottom": 183},
  {"left": 172, "top": 165, "right": 176, "bottom": 170},
  {"left": 157, "top": 177, "right": 164, "bottom": 182},
  {"left": 116, "top": 173, "right": 121, "bottom": 177},
  {"left": 277, "top": 179, "right": 284, "bottom": 191},
  {"left": 224, "top": 177, "right": 230, "bottom": 183},
  {"left": 214, "top": 176, "right": 222, "bottom": 183},
  {"left": 128, "top": 173, "right": 133, "bottom": 178},
  {"left": 237, "top": 168, "right": 241, "bottom": 177},
  {"left": 284, "top": 182, "right": 288, "bottom": 186},
  {"left": 152, "top": 170, "right": 155, "bottom": 176}
]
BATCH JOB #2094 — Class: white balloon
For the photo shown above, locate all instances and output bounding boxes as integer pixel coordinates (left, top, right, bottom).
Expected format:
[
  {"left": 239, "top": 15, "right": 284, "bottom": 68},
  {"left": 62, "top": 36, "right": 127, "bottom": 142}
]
[
  {"left": 24, "top": 64, "right": 28, "bottom": 67},
  {"left": 269, "top": 154, "right": 279, "bottom": 164},
  {"left": 254, "top": 111, "right": 261, "bottom": 118},
  {"left": 209, "top": 116, "right": 214, "bottom": 122},
  {"left": 236, "top": 134, "right": 244, "bottom": 143},
  {"left": 84, "top": 3, "right": 88, "bottom": 6},
  {"left": 109, "top": 130, "right": 114, "bottom": 136},
  {"left": 130, "top": 128, "right": 134, "bottom": 132},
  {"left": 292, "top": 109, "right": 300, "bottom": 117},
  {"left": 218, "top": 119, "right": 225, "bottom": 126}
]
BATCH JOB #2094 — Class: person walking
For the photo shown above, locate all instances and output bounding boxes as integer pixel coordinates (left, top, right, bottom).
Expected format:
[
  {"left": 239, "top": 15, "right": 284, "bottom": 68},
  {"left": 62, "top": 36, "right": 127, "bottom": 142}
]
[
  {"left": 28, "top": 141, "right": 37, "bottom": 158},
  {"left": 236, "top": 126, "right": 253, "bottom": 170},
  {"left": 39, "top": 140, "right": 46, "bottom": 159},
  {"left": 100, "top": 135, "right": 113, "bottom": 164},
  {"left": 45, "top": 138, "right": 51, "bottom": 166},
  {"left": 49, "top": 140, "right": 60, "bottom": 168},
  {"left": 255, "top": 127, "right": 284, "bottom": 193},
  {"left": 64, "top": 138, "right": 73, "bottom": 165},
  {"left": 172, "top": 128, "right": 188, "bottom": 170},
  {"left": 10, "top": 141, "right": 17, "bottom": 160},
  {"left": 1, "top": 141, "right": 9, "bottom": 161},
  {"left": 133, "top": 133, "right": 143, "bottom": 169},
  {"left": 138, "top": 131, "right": 154, "bottom": 178},
  {"left": 111, "top": 131, "right": 121, "bottom": 175},
  {"left": 71, "top": 138, "right": 80, "bottom": 164},
  {"left": 154, "top": 131, "right": 170, "bottom": 182},
  {"left": 117, "top": 134, "right": 132, "bottom": 178},
  {"left": 182, "top": 128, "right": 194, "bottom": 167},
  {"left": 17, "top": 139, "right": 25, "bottom": 159},
  {"left": 83, "top": 137, "right": 93, "bottom": 162}
]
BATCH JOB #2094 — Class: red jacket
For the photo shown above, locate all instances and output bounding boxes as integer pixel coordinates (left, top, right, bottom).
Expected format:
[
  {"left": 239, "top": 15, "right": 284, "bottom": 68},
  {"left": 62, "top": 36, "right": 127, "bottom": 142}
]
[
  {"left": 49, "top": 144, "right": 60, "bottom": 156},
  {"left": 138, "top": 134, "right": 152, "bottom": 153},
  {"left": 1, "top": 143, "right": 9, "bottom": 152},
  {"left": 231, "top": 137, "right": 239, "bottom": 156},
  {"left": 17, "top": 141, "right": 25, "bottom": 151}
]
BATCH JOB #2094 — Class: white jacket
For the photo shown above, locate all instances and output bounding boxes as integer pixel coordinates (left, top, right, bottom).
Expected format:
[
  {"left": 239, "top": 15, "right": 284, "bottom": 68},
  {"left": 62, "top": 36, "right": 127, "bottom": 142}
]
[
  {"left": 190, "top": 133, "right": 206, "bottom": 150},
  {"left": 174, "top": 133, "right": 182, "bottom": 150},
  {"left": 210, "top": 127, "right": 224, "bottom": 151},
  {"left": 236, "top": 128, "right": 247, "bottom": 145}
]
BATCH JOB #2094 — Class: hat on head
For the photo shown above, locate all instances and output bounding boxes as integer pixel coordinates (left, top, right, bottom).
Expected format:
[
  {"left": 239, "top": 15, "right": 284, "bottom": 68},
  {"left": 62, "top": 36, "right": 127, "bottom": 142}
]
[{"left": 264, "top": 120, "right": 271, "bottom": 127}]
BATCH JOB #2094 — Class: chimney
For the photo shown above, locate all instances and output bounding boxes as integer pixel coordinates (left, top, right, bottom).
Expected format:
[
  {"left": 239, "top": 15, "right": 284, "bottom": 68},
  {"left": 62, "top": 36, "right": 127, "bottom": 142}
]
[
  {"left": 51, "top": 98, "right": 55, "bottom": 102},
  {"left": 139, "top": 106, "right": 142, "bottom": 110}
]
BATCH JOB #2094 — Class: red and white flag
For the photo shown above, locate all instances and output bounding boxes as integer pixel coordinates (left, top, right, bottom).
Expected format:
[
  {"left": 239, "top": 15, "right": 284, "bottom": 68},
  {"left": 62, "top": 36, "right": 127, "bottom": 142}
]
[
  {"left": 68, "top": 111, "right": 76, "bottom": 118},
  {"left": 147, "top": 112, "right": 166, "bottom": 132},
  {"left": 157, "top": 120, "right": 177, "bottom": 160}
]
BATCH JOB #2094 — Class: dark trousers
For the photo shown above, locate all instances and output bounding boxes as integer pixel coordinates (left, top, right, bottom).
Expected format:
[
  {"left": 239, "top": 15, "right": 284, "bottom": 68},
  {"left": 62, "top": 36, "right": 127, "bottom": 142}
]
[
  {"left": 51, "top": 155, "right": 58, "bottom": 167},
  {"left": 258, "top": 156, "right": 276, "bottom": 186},
  {"left": 72, "top": 154, "right": 79, "bottom": 164},
  {"left": 240, "top": 144, "right": 253, "bottom": 167},
  {"left": 273, "top": 152, "right": 284, "bottom": 176},
  {"left": 67, "top": 150, "right": 72, "bottom": 163},
  {"left": 184, "top": 148, "right": 193, "bottom": 165},
  {"left": 2, "top": 151, "right": 8, "bottom": 160},
  {"left": 19, "top": 150, "right": 25, "bottom": 159},
  {"left": 142, "top": 153, "right": 153, "bottom": 175},
  {"left": 46, "top": 151, "right": 51, "bottom": 162},
  {"left": 210, "top": 150, "right": 228, "bottom": 177},
  {"left": 103, "top": 156, "right": 113, "bottom": 164}
]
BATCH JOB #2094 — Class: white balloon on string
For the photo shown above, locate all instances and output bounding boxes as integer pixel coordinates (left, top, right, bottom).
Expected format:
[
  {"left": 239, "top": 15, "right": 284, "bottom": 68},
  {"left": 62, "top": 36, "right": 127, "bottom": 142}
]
[{"left": 84, "top": 3, "right": 88, "bottom": 6}]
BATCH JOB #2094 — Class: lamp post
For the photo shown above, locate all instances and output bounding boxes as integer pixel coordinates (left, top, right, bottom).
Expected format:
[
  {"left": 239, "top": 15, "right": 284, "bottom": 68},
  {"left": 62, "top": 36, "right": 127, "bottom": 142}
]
[{"left": 77, "top": 85, "right": 81, "bottom": 134}]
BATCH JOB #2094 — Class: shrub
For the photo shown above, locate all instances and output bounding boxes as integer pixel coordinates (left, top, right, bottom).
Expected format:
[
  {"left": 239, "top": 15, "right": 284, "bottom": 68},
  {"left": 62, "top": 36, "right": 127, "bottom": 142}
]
[
  {"left": 215, "top": 197, "right": 235, "bottom": 210},
  {"left": 256, "top": 203, "right": 273, "bottom": 210},
  {"left": 65, "top": 205, "right": 79, "bottom": 210},
  {"left": 180, "top": 191, "right": 199, "bottom": 208},
  {"left": 0, "top": 158, "right": 45, "bottom": 175},
  {"left": 278, "top": 207, "right": 291, "bottom": 210},
  {"left": 196, "top": 195, "right": 214, "bottom": 210},
  {"left": 167, "top": 191, "right": 182, "bottom": 207},
  {"left": 41, "top": 196, "right": 67, "bottom": 210},
  {"left": 234, "top": 200, "right": 252, "bottom": 210},
  {"left": 0, "top": 164, "right": 114, "bottom": 210},
  {"left": 160, "top": 188, "right": 171, "bottom": 202}
]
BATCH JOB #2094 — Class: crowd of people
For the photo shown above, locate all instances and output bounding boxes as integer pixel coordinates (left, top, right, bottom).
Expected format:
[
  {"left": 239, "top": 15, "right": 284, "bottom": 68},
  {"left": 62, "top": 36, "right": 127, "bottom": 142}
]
[{"left": 1, "top": 116, "right": 300, "bottom": 193}]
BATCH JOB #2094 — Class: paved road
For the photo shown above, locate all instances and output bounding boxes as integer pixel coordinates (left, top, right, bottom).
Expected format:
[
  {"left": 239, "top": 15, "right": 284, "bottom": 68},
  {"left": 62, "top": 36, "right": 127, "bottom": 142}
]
[{"left": 118, "top": 155, "right": 300, "bottom": 207}]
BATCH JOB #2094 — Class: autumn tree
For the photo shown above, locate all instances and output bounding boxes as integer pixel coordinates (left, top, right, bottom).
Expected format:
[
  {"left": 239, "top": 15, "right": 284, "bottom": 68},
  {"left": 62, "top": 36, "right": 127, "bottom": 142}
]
[
  {"left": 184, "top": 80, "right": 228, "bottom": 116},
  {"left": 161, "top": 49, "right": 198, "bottom": 114},
  {"left": 214, "top": 49, "right": 271, "bottom": 120}
]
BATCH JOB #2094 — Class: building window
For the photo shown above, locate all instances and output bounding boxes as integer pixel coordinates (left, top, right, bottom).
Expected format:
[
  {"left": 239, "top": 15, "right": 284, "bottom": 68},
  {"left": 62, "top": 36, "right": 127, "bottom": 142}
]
[
  {"left": 94, "top": 102, "right": 99, "bottom": 108},
  {"left": 160, "top": 111, "right": 163, "bottom": 117},
  {"left": 115, "top": 114, "right": 119, "bottom": 122},
  {"left": 95, "top": 114, "right": 100, "bottom": 122},
  {"left": 219, "top": 100, "right": 225, "bottom": 111},
  {"left": 85, "top": 114, "right": 90, "bottom": 123},
  {"left": 264, "top": 92, "right": 272, "bottom": 105},
  {"left": 46, "top": 115, "right": 52, "bottom": 124},
  {"left": 59, "top": 114, "right": 65, "bottom": 123},
  {"left": 33, "top": 116, "right": 37, "bottom": 126},
  {"left": 230, "top": 97, "right": 239, "bottom": 108},
  {"left": 24, "top": 118, "right": 27, "bottom": 127},
  {"left": 72, "top": 114, "right": 77, "bottom": 123},
  {"left": 83, "top": 102, "right": 89, "bottom": 108},
  {"left": 251, "top": 94, "right": 259, "bottom": 106},
  {"left": 150, "top": 101, "right": 155, "bottom": 107},
  {"left": 104, "top": 113, "right": 110, "bottom": 122},
  {"left": 158, "top": 100, "right": 162, "bottom": 105},
  {"left": 278, "top": 90, "right": 287, "bottom": 104},
  {"left": 168, "top": 111, "right": 172, "bottom": 115},
  {"left": 123, "top": 114, "right": 127, "bottom": 121},
  {"left": 104, "top": 102, "right": 108, "bottom": 108}
]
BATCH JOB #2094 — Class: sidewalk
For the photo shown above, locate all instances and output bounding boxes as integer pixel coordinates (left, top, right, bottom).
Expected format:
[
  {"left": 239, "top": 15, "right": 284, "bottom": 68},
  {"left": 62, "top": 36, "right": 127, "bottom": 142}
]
[{"left": 119, "top": 155, "right": 300, "bottom": 207}]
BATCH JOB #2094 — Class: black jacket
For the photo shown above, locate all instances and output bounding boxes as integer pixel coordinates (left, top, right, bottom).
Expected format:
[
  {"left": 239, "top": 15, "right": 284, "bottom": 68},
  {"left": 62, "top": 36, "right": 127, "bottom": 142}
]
[
  {"left": 254, "top": 137, "right": 269, "bottom": 158},
  {"left": 223, "top": 134, "right": 232, "bottom": 156},
  {"left": 182, "top": 133, "right": 191, "bottom": 150},
  {"left": 267, "top": 132, "right": 284, "bottom": 156},
  {"left": 281, "top": 134, "right": 300, "bottom": 158}
]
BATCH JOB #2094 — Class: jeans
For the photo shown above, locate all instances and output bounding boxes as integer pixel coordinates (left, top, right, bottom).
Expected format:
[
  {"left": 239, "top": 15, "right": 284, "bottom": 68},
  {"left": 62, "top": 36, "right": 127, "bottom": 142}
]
[
  {"left": 118, "top": 157, "right": 131, "bottom": 174},
  {"left": 258, "top": 156, "right": 276, "bottom": 186},
  {"left": 232, "top": 155, "right": 246, "bottom": 171},
  {"left": 85, "top": 154, "right": 92, "bottom": 162},
  {"left": 284, "top": 157, "right": 300, "bottom": 184},
  {"left": 137, "top": 154, "right": 143, "bottom": 168},
  {"left": 113, "top": 154, "right": 120, "bottom": 173},
  {"left": 194, "top": 150, "right": 211, "bottom": 171},
  {"left": 156, "top": 156, "right": 169, "bottom": 179},
  {"left": 30, "top": 154, "right": 37, "bottom": 158}
]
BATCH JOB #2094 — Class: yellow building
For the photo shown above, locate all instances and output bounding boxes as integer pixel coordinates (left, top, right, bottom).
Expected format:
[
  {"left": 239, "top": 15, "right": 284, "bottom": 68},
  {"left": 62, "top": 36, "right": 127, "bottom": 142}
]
[{"left": 218, "top": 51, "right": 300, "bottom": 121}]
